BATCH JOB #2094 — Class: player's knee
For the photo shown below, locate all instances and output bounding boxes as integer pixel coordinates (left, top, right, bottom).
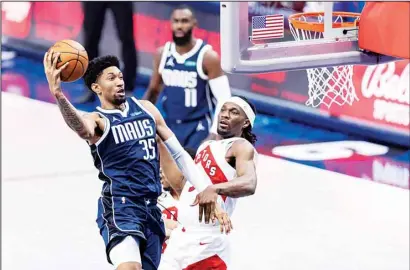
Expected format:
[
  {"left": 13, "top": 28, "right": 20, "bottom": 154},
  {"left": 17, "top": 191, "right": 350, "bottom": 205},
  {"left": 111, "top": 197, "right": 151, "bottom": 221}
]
[
  {"left": 116, "top": 262, "right": 142, "bottom": 270},
  {"left": 110, "top": 236, "right": 142, "bottom": 270}
]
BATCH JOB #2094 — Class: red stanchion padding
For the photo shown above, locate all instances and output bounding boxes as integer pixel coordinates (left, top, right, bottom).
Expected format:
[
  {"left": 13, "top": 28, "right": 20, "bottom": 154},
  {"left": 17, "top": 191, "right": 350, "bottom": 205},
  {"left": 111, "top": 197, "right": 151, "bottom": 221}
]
[{"left": 359, "top": 2, "right": 410, "bottom": 59}]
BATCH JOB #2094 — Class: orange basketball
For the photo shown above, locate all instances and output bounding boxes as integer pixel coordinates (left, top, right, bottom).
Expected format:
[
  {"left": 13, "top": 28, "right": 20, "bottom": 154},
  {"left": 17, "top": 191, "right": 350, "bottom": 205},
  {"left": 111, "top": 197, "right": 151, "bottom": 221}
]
[{"left": 49, "top": 39, "right": 89, "bottom": 82}]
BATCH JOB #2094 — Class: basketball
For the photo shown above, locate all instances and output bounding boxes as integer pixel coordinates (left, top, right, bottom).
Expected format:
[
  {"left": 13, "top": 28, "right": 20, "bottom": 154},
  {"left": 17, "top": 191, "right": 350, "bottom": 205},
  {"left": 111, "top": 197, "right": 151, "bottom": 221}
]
[{"left": 49, "top": 39, "right": 89, "bottom": 82}]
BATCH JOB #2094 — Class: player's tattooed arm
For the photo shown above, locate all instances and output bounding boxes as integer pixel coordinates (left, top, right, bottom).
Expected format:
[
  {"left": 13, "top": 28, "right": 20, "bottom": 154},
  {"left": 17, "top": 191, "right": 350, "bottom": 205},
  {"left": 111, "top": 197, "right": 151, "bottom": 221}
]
[
  {"left": 213, "top": 140, "right": 257, "bottom": 198},
  {"left": 54, "top": 92, "right": 98, "bottom": 140},
  {"left": 44, "top": 49, "right": 100, "bottom": 142}
]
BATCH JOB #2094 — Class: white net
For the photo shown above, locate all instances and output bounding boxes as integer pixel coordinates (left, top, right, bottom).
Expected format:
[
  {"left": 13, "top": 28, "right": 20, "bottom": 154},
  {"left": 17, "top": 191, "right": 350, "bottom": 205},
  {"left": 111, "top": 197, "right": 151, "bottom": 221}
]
[{"left": 289, "top": 14, "right": 358, "bottom": 108}]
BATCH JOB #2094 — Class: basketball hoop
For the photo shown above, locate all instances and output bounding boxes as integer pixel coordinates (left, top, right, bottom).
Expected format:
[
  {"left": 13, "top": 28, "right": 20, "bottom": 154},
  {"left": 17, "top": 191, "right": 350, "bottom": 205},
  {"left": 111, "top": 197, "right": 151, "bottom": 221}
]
[{"left": 289, "top": 12, "right": 361, "bottom": 108}]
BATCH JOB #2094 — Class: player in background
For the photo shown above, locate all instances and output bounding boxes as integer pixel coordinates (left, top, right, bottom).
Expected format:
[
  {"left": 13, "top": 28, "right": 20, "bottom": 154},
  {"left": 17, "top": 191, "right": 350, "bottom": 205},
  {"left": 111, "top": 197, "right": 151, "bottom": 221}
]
[
  {"left": 143, "top": 4, "right": 231, "bottom": 150},
  {"left": 158, "top": 96, "right": 257, "bottom": 269},
  {"left": 43, "top": 51, "right": 220, "bottom": 270}
]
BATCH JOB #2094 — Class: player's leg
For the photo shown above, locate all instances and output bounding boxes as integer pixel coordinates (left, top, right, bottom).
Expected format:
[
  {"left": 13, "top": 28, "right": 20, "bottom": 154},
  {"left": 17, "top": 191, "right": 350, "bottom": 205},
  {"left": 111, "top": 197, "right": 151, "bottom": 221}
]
[
  {"left": 116, "top": 263, "right": 141, "bottom": 270},
  {"left": 109, "top": 236, "right": 143, "bottom": 270},
  {"left": 140, "top": 228, "right": 163, "bottom": 269},
  {"left": 141, "top": 204, "right": 167, "bottom": 269},
  {"left": 98, "top": 196, "right": 149, "bottom": 269},
  {"left": 82, "top": 2, "right": 107, "bottom": 60},
  {"left": 110, "top": 2, "right": 137, "bottom": 92},
  {"left": 97, "top": 217, "right": 144, "bottom": 270}
]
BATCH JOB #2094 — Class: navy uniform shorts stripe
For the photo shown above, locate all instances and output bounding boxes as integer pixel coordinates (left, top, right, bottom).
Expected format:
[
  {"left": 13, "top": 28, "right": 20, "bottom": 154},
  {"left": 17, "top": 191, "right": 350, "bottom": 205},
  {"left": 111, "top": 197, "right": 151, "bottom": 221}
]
[{"left": 97, "top": 197, "right": 166, "bottom": 268}]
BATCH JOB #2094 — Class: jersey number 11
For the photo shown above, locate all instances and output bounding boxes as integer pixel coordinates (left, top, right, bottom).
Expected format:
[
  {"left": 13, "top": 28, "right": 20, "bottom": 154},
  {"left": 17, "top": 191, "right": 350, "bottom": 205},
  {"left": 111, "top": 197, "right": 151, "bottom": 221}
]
[{"left": 184, "top": 88, "right": 197, "bottom": 107}]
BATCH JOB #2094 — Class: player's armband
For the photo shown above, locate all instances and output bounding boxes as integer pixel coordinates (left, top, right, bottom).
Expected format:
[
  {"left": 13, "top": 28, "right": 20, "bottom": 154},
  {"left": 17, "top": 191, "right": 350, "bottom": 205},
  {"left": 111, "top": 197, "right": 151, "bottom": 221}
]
[{"left": 164, "top": 136, "right": 211, "bottom": 192}]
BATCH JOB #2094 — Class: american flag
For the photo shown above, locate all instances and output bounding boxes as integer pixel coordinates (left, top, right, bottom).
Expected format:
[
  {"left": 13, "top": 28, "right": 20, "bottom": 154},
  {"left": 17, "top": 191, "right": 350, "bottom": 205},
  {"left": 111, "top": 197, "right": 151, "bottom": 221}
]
[{"left": 251, "top": 15, "right": 284, "bottom": 40}]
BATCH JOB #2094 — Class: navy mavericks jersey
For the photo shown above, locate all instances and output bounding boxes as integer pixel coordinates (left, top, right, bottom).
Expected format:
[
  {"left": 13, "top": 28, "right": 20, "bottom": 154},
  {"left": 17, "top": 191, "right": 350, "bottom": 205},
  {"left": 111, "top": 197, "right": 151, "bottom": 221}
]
[
  {"left": 90, "top": 97, "right": 161, "bottom": 199},
  {"left": 158, "top": 39, "right": 216, "bottom": 122}
]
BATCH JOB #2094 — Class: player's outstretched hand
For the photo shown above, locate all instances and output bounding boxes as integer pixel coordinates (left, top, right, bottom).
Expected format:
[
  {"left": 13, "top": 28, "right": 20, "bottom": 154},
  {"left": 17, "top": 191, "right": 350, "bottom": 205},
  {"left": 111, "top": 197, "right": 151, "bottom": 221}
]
[
  {"left": 213, "top": 203, "right": 233, "bottom": 234},
  {"left": 192, "top": 185, "right": 218, "bottom": 224},
  {"left": 43, "top": 49, "right": 69, "bottom": 96}
]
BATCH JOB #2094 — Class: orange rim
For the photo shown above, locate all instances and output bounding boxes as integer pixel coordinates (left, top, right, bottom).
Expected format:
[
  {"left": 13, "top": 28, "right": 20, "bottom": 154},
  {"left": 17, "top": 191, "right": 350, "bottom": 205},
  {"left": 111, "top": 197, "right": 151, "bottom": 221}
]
[{"left": 289, "top": 12, "right": 361, "bottom": 33}]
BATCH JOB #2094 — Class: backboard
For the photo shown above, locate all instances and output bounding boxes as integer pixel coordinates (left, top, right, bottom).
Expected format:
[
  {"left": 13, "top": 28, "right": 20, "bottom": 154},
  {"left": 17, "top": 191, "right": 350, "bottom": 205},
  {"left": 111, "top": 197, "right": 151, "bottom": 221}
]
[{"left": 220, "top": 2, "right": 401, "bottom": 74}]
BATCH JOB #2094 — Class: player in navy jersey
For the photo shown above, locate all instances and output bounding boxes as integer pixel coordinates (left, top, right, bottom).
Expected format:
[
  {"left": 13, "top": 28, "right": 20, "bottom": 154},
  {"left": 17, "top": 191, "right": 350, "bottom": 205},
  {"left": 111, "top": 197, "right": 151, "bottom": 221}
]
[
  {"left": 44, "top": 51, "right": 220, "bottom": 270},
  {"left": 144, "top": 5, "right": 232, "bottom": 150}
]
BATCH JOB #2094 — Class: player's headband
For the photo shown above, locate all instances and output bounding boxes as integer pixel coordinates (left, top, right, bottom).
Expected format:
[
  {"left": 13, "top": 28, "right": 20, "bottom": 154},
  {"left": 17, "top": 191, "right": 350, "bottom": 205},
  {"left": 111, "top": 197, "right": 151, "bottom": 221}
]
[{"left": 225, "top": 97, "right": 255, "bottom": 127}]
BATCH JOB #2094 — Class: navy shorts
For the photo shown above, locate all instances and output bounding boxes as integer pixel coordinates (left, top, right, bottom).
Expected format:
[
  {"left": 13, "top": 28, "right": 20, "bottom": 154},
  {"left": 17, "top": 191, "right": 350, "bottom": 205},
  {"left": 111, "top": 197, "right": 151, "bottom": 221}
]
[
  {"left": 96, "top": 196, "right": 165, "bottom": 270},
  {"left": 166, "top": 116, "right": 211, "bottom": 150}
]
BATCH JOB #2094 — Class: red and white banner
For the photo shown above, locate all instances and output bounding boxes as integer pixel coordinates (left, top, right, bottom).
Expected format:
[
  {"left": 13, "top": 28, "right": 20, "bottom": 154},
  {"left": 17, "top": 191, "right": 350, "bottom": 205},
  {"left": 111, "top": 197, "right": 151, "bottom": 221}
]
[
  {"left": 326, "top": 60, "right": 409, "bottom": 135},
  {"left": 1, "top": 2, "right": 33, "bottom": 39}
]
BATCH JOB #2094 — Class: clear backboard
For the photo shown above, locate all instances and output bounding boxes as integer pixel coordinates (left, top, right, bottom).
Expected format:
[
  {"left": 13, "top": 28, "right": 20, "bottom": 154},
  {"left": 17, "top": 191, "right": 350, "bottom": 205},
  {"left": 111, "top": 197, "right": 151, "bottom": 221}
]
[
  {"left": 220, "top": 2, "right": 400, "bottom": 74},
  {"left": 220, "top": 2, "right": 406, "bottom": 108}
]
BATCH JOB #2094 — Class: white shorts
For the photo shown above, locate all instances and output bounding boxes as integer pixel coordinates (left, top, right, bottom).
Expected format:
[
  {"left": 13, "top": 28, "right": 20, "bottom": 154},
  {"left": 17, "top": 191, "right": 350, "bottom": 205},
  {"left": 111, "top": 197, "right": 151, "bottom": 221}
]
[
  {"left": 109, "top": 236, "right": 141, "bottom": 269},
  {"left": 159, "top": 227, "right": 230, "bottom": 270}
]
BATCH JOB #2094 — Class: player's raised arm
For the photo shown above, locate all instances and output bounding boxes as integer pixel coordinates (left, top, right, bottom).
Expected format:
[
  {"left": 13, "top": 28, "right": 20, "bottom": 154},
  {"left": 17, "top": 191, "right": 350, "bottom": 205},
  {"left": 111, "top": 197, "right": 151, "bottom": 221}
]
[
  {"left": 202, "top": 49, "right": 232, "bottom": 140},
  {"left": 143, "top": 47, "right": 165, "bottom": 104},
  {"left": 44, "top": 50, "right": 100, "bottom": 141}
]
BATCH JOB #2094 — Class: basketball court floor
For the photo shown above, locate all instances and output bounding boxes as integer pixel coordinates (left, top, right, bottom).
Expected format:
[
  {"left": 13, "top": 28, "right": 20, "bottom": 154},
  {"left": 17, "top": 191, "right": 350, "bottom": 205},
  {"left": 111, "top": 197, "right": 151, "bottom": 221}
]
[{"left": 2, "top": 54, "right": 409, "bottom": 270}]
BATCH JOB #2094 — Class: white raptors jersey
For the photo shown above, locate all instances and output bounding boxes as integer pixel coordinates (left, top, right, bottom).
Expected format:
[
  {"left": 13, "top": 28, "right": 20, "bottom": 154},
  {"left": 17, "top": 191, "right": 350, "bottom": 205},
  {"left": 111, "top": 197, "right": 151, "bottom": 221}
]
[
  {"left": 157, "top": 191, "right": 179, "bottom": 253},
  {"left": 177, "top": 138, "right": 257, "bottom": 230},
  {"left": 158, "top": 191, "right": 179, "bottom": 222}
]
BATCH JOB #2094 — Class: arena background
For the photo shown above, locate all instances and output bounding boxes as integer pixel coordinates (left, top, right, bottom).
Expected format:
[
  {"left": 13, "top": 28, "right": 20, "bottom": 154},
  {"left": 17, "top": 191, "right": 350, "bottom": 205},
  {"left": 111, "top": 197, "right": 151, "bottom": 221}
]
[
  {"left": 2, "top": 1, "right": 409, "bottom": 190},
  {"left": 2, "top": 2, "right": 409, "bottom": 269},
  {"left": 2, "top": 1, "right": 409, "bottom": 146}
]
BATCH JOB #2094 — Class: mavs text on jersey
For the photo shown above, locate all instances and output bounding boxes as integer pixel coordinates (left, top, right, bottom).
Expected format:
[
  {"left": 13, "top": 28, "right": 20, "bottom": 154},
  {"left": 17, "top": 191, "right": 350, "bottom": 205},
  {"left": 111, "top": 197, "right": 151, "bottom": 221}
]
[{"left": 91, "top": 97, "right": 165, "bottom": 269}]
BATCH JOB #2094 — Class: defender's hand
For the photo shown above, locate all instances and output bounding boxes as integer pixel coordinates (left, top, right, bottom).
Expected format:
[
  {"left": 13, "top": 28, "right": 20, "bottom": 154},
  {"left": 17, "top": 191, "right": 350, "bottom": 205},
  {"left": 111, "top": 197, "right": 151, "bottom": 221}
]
[
  {"left": 43, "top": 49, "right": 69, "bottom": 96},
  {"left": 213, "top": 203, "right": 233, "bottom": 234},
  {"left": 192, "top": 185, "right": 218, "bottom": 224}
]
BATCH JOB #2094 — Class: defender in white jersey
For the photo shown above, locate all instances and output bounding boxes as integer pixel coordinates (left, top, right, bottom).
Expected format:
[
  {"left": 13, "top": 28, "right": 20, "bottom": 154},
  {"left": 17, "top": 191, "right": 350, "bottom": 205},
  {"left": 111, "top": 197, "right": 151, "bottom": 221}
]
[
  {"left": 157, "top": 148, "right": 197, "bottom": 254},
  {"left": 157, "top": 186, "right": 179, "bottom": 254},
  {"left": 159, "top": 96, "right": 258, "bottom": 269}
]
